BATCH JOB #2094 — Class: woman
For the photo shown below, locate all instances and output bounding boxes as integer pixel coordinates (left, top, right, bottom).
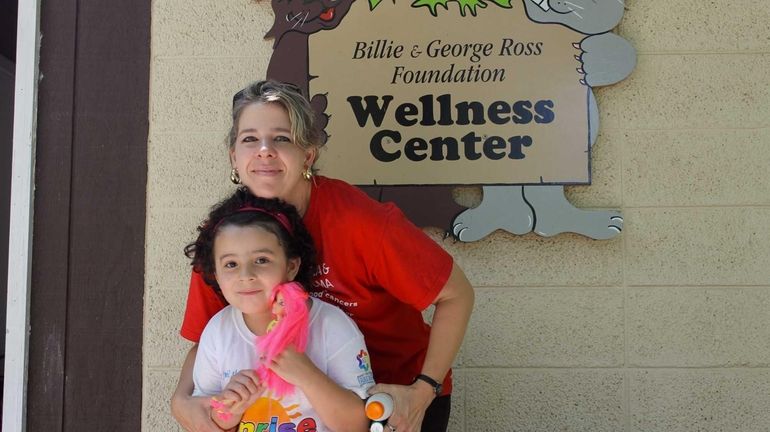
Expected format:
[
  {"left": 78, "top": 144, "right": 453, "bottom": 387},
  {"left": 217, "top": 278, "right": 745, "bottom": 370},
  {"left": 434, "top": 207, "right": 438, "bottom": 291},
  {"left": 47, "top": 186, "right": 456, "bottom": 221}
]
[{"left": 171, "top": 80, "right": 474, "bottom": 432}]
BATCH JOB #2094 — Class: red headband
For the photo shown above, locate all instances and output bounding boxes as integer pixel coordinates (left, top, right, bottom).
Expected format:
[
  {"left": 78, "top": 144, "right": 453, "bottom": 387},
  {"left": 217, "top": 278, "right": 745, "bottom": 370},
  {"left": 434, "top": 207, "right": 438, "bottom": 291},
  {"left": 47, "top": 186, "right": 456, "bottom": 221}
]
[{"left": 214, "top": 205, "right": 294, "bottom": 236}]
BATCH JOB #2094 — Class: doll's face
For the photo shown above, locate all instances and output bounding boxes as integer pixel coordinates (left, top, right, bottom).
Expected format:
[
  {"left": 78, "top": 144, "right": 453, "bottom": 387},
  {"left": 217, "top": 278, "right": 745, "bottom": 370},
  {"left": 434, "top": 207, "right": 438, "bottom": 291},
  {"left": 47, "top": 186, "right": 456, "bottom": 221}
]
[{"left": 272, "top": 292, "right": 286, "bottom": 319}]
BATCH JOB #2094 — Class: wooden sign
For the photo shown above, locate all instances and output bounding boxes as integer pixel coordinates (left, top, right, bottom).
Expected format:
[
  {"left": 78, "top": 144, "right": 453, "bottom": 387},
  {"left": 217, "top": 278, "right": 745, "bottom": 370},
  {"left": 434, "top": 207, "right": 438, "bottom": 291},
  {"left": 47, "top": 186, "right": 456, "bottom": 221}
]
[{"left": 309, "top": 0, "right": 590, "bottom": 185}]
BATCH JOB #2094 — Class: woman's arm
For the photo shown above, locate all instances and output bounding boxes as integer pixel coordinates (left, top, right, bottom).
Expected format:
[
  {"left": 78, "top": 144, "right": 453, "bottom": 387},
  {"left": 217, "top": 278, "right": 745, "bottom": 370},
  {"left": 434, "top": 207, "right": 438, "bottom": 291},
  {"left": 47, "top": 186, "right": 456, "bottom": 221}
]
[
  {"left": 170, "top": 345, "right": 225, "bottom": 432},
  {"left": 370, "top": 262, "right": 475, "bottom": 432},
  {"left": 269, "top": 347, "right": 369, "bottom": 432},
  {"left": 418, "top": 262, "right": 474, "bottom": 399}
]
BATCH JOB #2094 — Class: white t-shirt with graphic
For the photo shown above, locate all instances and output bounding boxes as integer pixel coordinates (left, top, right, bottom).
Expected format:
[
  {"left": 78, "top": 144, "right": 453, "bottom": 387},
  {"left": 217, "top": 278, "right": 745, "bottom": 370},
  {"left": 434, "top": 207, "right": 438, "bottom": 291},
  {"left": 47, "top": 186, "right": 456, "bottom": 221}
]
[{"left": 193, "top": 297, "right": 375, "bottom": 431}]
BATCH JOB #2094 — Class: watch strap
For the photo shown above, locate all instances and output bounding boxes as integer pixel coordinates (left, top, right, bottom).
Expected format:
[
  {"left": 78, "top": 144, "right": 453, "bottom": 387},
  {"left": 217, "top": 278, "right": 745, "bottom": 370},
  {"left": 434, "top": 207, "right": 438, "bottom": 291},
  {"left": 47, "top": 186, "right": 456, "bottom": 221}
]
[{"left": 414, "top": 373, "right": 442, "bottom": 395}]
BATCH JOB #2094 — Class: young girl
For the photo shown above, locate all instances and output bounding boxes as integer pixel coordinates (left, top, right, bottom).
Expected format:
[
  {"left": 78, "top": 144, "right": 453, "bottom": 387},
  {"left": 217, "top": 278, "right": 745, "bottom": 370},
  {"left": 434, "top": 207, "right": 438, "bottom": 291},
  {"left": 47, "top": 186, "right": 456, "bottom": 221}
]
[{"left": 185, "top": 188, "right": 374, "bottom": 431}]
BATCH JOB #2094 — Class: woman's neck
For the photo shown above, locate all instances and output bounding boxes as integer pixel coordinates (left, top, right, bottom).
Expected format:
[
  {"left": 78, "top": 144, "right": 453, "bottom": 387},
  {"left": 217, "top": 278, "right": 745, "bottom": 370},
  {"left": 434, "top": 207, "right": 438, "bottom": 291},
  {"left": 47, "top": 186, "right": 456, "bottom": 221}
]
[{"left": 286, "top": 178, "right": 313, "bottom": 217}]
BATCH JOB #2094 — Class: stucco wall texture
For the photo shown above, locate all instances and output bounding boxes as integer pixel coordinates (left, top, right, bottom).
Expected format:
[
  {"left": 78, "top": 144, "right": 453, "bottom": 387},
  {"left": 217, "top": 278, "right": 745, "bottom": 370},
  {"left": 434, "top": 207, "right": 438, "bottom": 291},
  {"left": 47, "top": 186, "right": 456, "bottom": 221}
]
[{"left": 143, "top": 1, "right": 770, "bottom": 430}]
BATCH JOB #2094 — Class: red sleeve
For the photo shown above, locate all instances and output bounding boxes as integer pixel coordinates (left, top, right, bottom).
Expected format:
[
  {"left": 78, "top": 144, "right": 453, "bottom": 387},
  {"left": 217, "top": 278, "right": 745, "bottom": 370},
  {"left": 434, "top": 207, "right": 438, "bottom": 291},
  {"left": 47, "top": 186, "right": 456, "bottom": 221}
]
[
  {"left": 180, "top": 270, "right": 227, "bottom": 343},
  {"left": 372, "top": 204, "right": 454, "bottom": 310}
]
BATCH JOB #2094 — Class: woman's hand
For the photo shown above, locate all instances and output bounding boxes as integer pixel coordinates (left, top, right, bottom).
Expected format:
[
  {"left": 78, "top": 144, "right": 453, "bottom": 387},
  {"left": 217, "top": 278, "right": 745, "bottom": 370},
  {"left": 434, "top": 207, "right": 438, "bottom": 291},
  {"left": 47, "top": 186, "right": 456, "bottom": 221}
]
[
  {"left": 171, "top": 393, "right": 226, "bottom": 432},
  {"left": 267, "top": 346, "right": 318, "bottom": 385},
  {"left": 171, "top": 345, "right": 226, "bottom": 432},
  {"left": 367, "top": 382, "right": 435, "bottom": 432}
]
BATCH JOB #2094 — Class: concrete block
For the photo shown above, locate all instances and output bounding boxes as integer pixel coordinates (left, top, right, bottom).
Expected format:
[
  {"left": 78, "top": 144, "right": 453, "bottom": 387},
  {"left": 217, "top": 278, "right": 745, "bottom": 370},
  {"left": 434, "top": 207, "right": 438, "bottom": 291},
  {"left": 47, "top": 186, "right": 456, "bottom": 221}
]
[
  {"left": 462, "top": 288, "right": 623, "bottom": 367},
  {"left": 144, "top": 288, "right": 195, "bottom": 368},
  {"left": 628, "top": 287, "right": 770, "bottom": 367},
  {"left": 150, "top": 57, "right": 265, "bottom": 133},
  {"left": 451, "top": 186, "right": 483, "bottom": 209},
  {"left": 447, "top": 369, "right": 466, "bottom": 432},
  {"left": 597, "top": 54, "right": 770, "bottom": 130},
  {"left": 624, "top": 208, "right": 770, "bottom": 286},
  {"left": 147, "top": 132, "right": 233, "bottom": 210},
  {"left": 144, "top": 369, "right": 185, "bottom": 432},
  {"left": 145, "top": 208, "right": 208, "bottom": 291},
  {"left": 619, "top": 0, "right": 770, "bottom": 52},
  {"left": 465, "top": 369, "right": 625, "bottom": 432},
  {"left": 623, "top": 128, "right": 770, "bottom": 207},
  {"left": 432, "top": 230, "right": 623, "bottom": 288},
  {"left": 152, "top": 0, "right": 273, "bottom": 58},
  {"left": 630, "top": 369, "right": 770, "bottom": 432}
]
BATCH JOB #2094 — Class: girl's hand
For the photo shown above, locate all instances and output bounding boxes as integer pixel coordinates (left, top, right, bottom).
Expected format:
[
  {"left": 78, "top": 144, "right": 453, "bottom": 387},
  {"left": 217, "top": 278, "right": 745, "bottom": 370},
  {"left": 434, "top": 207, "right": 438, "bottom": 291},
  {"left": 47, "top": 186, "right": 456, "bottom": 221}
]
[
  {"left": 367, "top": 382, "right": 434, "bottom": 432},
  {"left": 218, "top": 370, "right": 263, "bottom": 416},
  {"left": 267, "top": 346, "right": 318, "bottom": 386}
]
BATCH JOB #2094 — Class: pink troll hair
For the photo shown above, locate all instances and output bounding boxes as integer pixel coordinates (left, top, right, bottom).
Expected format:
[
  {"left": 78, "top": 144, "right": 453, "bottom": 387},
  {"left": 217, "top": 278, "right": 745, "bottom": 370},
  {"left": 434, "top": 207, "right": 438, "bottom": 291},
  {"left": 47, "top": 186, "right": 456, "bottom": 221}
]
[{"left": 257, "top": 281, "right": 310, "bottom": 396}]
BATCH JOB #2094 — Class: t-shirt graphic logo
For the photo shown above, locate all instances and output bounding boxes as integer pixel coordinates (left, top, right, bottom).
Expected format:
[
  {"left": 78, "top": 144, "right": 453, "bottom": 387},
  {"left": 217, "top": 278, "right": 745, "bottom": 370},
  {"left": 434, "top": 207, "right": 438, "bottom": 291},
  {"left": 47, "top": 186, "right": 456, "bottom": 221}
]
[
  {"left": 356, "top": 349, "right": 371, "bottom": 372},
  {"left": 240, "top": 396, "right": 318, "bottom": 432},
  {"left": 355, "top": 349, "right": 375, "bottom": 386}
]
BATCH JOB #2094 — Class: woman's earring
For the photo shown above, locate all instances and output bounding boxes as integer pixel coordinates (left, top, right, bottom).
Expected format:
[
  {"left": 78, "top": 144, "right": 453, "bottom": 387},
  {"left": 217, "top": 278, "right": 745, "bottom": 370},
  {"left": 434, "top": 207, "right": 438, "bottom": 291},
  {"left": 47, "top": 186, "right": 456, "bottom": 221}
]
[
  {"left": 302, "top": 166, "right": 313, "bottom": 181},
  {"left": 230, "top": 168, "right": 241, "bottom": 184}
]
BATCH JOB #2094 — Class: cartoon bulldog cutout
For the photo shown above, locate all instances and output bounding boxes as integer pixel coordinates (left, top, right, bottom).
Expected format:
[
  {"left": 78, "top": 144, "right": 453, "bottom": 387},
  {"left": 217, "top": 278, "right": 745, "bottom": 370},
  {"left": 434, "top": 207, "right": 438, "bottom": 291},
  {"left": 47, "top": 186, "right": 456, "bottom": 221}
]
[{"left": 264, "top": 0, "right": 635, "bottom": 241}]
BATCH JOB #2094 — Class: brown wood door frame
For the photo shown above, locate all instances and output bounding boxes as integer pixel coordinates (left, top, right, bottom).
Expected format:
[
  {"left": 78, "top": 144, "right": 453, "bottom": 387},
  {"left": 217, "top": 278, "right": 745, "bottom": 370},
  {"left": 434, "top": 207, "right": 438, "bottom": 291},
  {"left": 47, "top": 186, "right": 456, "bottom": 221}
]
[{"left": 27, "top": 0, "right": 149, "bottom": 429}]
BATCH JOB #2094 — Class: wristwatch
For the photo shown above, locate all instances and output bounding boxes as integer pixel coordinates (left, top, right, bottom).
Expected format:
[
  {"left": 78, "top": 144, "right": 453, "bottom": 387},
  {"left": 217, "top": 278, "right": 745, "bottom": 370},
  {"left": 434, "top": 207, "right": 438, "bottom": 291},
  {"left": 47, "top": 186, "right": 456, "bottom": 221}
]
[{"left": 414, "top": 374, "right": 443, "bottom": 396}]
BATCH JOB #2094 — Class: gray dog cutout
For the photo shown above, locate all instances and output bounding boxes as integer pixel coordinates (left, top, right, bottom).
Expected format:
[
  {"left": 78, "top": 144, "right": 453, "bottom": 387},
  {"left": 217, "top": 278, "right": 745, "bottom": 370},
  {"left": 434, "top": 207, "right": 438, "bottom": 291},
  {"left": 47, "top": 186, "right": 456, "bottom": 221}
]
[{"left": 452, "top": 0, "right": 635, "bottom": 241}]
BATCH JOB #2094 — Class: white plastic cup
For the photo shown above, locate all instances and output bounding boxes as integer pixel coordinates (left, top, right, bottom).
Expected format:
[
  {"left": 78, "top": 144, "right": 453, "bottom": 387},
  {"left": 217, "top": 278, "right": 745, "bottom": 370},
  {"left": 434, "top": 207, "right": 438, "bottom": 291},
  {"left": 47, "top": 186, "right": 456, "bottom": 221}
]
[{"left": 365, "top": 392, "right": 394, "bottom": 422}]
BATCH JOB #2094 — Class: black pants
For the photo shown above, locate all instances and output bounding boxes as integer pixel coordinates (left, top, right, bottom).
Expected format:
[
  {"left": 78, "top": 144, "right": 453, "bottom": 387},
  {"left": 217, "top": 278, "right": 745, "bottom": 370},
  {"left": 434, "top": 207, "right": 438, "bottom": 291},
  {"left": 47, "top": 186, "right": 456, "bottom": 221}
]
[{"left": 421, "top": 395, "right": 451, "bottom": 432}]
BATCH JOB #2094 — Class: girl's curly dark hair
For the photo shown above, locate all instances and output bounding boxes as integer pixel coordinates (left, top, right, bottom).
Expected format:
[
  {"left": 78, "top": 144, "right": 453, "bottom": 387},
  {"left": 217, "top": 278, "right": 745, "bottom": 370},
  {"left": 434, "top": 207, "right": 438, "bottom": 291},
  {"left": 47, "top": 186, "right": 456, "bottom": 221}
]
[{"left": 184, "top": 188, "right": 317, "bottom": 296}]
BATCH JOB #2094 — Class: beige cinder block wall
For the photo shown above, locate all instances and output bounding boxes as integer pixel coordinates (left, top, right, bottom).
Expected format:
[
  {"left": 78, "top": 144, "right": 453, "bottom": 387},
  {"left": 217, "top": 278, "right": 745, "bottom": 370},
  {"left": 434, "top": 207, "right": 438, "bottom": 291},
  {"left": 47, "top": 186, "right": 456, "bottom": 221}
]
[{"left": 142, "top": 1, "right": 770, "bottom": 430}]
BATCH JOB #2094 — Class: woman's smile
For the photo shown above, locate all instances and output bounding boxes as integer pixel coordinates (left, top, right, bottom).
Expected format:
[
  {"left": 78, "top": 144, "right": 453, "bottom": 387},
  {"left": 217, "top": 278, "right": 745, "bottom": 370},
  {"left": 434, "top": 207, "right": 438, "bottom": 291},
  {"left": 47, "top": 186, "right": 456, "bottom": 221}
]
[{"left": 251, "top": 166, "right": 282, "bottom": 176}]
